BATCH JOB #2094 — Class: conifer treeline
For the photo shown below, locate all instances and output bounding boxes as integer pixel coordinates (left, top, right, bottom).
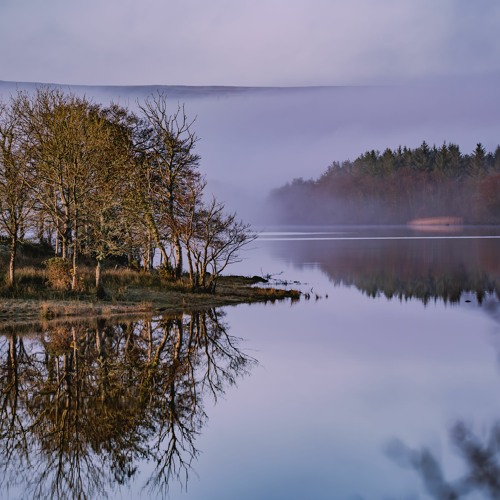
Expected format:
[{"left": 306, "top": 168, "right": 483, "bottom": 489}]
[
  {"left": 0, "top": 88, "right": 253, "bottom": 291},
  {"left": 270, "top": 142, "right": 500, "bottom": 225}
]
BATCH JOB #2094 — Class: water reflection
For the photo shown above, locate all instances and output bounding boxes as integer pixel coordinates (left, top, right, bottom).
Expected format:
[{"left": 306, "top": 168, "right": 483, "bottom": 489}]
[
  {"left": 262, "top": 227, "right": 500, "bottom": 497},
  {"left": 0, "top": 310, "right": 255, "bottom": 499},
  {"left": 387, "top": 420, "right": 500, "bottom": 499},
  {"left": 268, "top": 228, "right": 500, "bottom": 304}
]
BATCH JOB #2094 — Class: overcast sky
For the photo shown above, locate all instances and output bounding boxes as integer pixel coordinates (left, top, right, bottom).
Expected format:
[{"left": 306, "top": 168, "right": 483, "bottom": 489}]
[{"left": 1, "top": 0, "right": 499, "bottom": 86}]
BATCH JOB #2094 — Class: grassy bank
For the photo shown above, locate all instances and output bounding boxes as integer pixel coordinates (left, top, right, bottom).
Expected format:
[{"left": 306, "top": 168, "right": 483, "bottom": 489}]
[{"left": 0, "top": 264, "right": 301, "bottom": 324}]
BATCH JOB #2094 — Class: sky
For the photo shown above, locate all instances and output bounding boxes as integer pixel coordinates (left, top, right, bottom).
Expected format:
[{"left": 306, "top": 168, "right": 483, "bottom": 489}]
[
  {"left": 1, "top": 0, "right": 500, "bottom": 86},
  {"left": 1, "top": 1, "right": 500, "bottom": 222}
]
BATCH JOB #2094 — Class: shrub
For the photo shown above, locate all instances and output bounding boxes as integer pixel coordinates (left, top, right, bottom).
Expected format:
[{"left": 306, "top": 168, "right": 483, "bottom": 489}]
[{"left": 44, "top": 257, "right": 72, "bottom": 291}]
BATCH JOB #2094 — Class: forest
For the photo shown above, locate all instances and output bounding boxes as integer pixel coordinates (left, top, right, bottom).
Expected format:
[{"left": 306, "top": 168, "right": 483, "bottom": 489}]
[
  {"left": 0, "top": 88, "right": 253, "bottom": 295},
  {"left": 270, "top": 142, "right": 500, "bottom": 225}
]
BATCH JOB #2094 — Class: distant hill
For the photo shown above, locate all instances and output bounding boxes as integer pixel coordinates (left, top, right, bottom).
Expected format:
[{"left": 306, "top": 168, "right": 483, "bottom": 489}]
[{"left": 0, "top": 79, "right": 338, "bottom": 101}]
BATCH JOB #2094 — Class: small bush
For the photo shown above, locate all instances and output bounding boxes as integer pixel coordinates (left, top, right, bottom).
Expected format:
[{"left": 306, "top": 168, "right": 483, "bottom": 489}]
[
  {"left": 44, "top": 257, "right": 72, "bottom": 291},
  {"left": 157, "top": 264, "right": 174, "bottom": 280}
]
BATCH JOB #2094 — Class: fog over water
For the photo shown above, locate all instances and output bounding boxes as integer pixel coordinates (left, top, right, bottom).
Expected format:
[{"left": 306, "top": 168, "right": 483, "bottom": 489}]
[{"left": 1, "top": 76, "right": 500, "bottom": 223}]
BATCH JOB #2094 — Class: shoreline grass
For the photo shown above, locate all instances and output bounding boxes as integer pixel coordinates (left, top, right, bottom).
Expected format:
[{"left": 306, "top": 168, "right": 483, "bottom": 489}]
[{"left": 0, "top": 266, "right": 301, "bottom": 324}]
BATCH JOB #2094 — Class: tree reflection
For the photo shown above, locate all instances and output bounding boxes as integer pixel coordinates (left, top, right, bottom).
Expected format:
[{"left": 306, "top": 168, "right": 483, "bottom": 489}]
[
  {"left": 272, "top": 229, "right": 500, "bottom": 304},
  {"left": 386, "top": 421, "right": 500, "bottom": 499},
  {"left": 0, "top": 309, "right": 255, "bottom": 499}
]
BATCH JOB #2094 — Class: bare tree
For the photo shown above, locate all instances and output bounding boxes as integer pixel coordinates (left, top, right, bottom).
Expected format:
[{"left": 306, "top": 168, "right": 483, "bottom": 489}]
[
  {"left": 182, "top": 197, "right": 256, "bottom": 292},
  {"left": 137, "top": 93, "right": 201, "bottom": 278}
]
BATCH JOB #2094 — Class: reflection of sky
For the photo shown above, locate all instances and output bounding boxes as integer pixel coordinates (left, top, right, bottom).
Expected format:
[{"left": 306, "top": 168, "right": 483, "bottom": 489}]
[{"left": 160, "top": 235, "right": 500, "bottom": 499}]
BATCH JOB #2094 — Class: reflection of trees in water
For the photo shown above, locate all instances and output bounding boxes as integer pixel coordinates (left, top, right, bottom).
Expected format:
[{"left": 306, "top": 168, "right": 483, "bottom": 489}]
[
  {"left": 0, "top": 309, "right": 255, "bottom": 499},
  {"left": 385, "top": 285, "right": 500, "bottom": 498},
  {"left": 274, "top": 234, "right": 500, "bottom": 304},
  {"left": 386, "top": 421, "right": 500, "bottom": 499}
]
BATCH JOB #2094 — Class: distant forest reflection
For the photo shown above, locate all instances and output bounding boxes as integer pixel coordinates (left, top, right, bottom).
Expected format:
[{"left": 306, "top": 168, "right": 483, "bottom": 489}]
[
  {"left": 0, "top": 310, "right": 254, "bottom": 499},
  {"left": 270, "top": 229, "right": 500, "bottom": 304}
]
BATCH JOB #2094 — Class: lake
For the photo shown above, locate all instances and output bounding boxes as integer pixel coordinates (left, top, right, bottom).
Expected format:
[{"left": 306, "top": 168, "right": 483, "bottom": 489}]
[{"left": 1, "top": 227, "right": 500, "bottom": 499}]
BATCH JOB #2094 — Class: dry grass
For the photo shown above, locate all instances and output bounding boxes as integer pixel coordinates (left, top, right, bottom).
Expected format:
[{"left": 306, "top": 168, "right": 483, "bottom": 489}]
[
  {"left": 0, "top": 241, "right": 301, "bottom": 323},
  {"left": 0, "top": 269, "right": 301, "bottom": 324}
]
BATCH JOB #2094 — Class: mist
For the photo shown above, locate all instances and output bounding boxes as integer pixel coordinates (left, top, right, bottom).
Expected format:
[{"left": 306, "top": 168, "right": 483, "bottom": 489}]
[{"left": 2, "top": 76, "right": 500, "bottom": 224}]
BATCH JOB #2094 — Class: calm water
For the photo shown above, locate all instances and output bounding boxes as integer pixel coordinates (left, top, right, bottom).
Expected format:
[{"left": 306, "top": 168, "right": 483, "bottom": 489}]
[{"left": 2, "top": 227, "right": 500, "bottom": 499}]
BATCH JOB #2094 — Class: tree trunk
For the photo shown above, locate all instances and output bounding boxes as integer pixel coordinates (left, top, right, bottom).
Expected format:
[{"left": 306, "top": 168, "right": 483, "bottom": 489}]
[
  {"left": 71, "top": 212, "right": 78, "bottom": 291},
  {"left": 145, "top": 231, "right": 152, "bottom": 270},
  {"left": 145, "top": 214, "right": 169, "bottom": 269},
  {"left": 37, "top": 212, "right": 45, "bottom": 244},
  {"left": 207, "top": 274, "right": 217, "bottom": 294},
  {"left": 186, "top": 246, "right": 195, "bottom": 289},
  {"left": 174, "top": 235, "right": 183, "bottom": 279},
  {"left": 95, "top": 259, "right": 105, "bottom": 298},
  {"left": 71, "top": 240, "right": 78, "bottom": 290},
  {"left": 55, "top": 226, "right": 60, "bottom": 256},
  {"left": 62, "top": 209, "right": 71, "bottom": 259},
  {"left": 61, "top": 233, "right": 67, "bottom": 259},
  {"left": 9, "top": 235, "right": 17, "bottom": 287}
]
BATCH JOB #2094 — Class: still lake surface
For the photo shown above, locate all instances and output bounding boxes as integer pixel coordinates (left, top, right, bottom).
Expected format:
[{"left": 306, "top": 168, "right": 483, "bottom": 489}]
[{"left": 2, "top": 226, "right": 500, "bottom": 499}]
